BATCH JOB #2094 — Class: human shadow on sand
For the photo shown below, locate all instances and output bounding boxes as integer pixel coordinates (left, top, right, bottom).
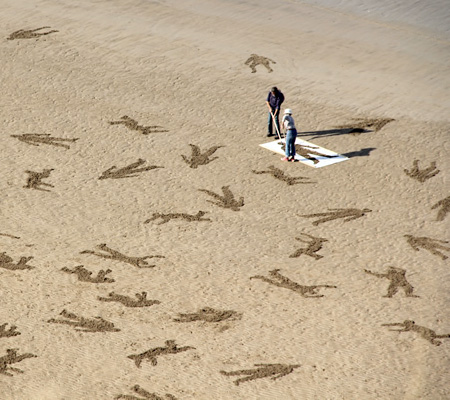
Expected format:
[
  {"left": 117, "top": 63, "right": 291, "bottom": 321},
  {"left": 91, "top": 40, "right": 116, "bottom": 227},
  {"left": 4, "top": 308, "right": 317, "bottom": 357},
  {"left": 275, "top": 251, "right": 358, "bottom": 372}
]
[
  {"left": 298, "top": 128, "right": 372, "bottom": 140},
  {"left": 341, "top": 147, "right": 376, "bottom": 158}
]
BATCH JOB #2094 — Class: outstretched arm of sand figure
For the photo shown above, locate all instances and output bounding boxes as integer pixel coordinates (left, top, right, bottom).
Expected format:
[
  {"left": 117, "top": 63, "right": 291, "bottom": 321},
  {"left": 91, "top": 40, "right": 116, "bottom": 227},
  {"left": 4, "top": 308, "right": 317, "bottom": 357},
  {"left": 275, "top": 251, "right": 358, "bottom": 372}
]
[
  {"left": 364, "top": 269, "right": 387, "bottom": 278},
  {"left": 382, "top": 322, "right": 409, "bottom": 331},
  {"left": 244, "top": 56, "right": 253, "bottom": 65}
]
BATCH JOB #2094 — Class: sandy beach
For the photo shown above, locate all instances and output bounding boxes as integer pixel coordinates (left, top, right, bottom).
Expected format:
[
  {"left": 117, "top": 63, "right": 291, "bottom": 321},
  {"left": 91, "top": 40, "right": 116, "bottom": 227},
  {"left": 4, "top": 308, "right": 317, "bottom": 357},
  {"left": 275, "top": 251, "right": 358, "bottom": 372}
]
[{"left": 1, "top": 0, "right": 449, "bottom": 399}]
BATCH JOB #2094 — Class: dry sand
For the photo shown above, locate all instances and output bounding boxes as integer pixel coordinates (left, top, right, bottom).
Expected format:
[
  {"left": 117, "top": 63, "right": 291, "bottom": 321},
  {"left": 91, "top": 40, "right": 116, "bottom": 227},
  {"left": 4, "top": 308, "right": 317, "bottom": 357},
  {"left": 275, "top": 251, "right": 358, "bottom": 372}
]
[{"left": 1, "top": 0, "right": 449, "bottom": 399}]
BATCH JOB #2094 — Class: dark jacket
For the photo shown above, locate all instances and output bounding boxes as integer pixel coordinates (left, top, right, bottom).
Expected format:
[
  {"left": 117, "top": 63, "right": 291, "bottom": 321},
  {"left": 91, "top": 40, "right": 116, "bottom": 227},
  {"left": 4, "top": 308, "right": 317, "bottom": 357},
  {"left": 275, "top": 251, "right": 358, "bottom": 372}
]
[{"left": 266, "top": 90, "right": 284, "bottom": 109}]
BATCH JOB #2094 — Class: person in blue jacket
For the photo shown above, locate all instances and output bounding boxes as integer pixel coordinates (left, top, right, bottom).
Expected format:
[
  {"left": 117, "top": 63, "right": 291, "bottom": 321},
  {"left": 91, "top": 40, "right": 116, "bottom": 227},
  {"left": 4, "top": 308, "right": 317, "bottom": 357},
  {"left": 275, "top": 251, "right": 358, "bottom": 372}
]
[{"left": 266, "top": 86, "right": 284, "bottom": 137}]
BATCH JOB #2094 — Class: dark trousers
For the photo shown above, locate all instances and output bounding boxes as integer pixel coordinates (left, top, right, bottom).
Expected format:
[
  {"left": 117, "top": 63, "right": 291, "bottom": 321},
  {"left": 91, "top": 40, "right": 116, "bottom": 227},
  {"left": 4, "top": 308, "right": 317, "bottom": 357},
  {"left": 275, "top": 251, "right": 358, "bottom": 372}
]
[{"left": 267, "top": 107, "right": 280, "bottom": 135}]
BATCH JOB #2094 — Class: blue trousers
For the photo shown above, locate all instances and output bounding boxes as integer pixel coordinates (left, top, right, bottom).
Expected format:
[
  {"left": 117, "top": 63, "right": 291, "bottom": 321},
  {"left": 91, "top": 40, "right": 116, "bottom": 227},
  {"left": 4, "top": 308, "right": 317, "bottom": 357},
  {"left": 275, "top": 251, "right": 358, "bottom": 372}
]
[{"left": 285, "top": 129, "right": 298, "bottom": 158}]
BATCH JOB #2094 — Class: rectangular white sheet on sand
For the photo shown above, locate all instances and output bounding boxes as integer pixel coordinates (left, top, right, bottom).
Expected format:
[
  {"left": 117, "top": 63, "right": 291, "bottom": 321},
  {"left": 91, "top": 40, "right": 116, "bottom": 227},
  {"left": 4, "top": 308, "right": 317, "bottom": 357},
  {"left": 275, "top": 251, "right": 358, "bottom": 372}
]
[{"left": 260, "top": 138, "right": 349, "bottom": 168}]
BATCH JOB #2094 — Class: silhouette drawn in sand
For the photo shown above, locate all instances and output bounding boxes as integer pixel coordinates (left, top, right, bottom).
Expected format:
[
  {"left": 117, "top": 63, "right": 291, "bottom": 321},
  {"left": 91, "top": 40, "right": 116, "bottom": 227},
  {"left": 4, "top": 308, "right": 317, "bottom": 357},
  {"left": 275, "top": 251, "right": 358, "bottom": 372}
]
[
  {"left": 0, "top": 349, "right": 36, "bottom": 376},
  {"left": 382, "top": 320, "right": 450, "bottom": 346},
  {"left": 364, "top": 267, "right": 419, "bottom": 298},
  {"left": 300, "top": 208, "right": 372, "bottom": 225},
  {"left": 252, "top": 166, "right": 315, "bottom": 185},
  {"left": 334, "top": 118, "right": 394, "bottom": 133},
  {"left": 181, "top": 144, "right": 223, "bottom": 168},
  {"left": 128, "top": 340, "right": 195, "bottom": 368},
  {"left": 0, "top": 324, "right": 21, "bottom": 338},
  {"left": 11, "top": 134, "right": 78, "bottom": 149},
  {"left": 145, "top": 211, "right": 211, "bottom": 225},
  {"left": 431, "top": 196, "right": 450, "bottom": 222},
  {"left": 48, "top": 310, "right": 120, "bottom": 333},
  {"left": 61, "top": 265, "right": 115, "bottom": 283},
  {"left": 0, "top": 252, "right": 34, "bottom": 270},
  {"left": 99, "top": 159, "right": 162, "bottom": 179},
  {"left": 98, "top": 292, "right": 160, "bottom": 308},
  {"left": 251, "top": 269, "right": 336, "bottom": 298},
  {"left": 279, "top": 142, "right": 339, "bottom": 165},
  {"left": 404, "top": 235, "right": 450, "bottom": 260},
  {"left": 404, "top": 160, "right": 440, "bottom": 182},
  {"left": 244, "top": 54, "right": 276, "bottom": 73},
  {"left": 81, "top": 244, "right": 164, "bottom": 268},
  {"left": 289, "top": 233, "right": 328, "bottom": 260},
  {"left": 23, "top": 169, "right": 54, "bottom": 191},
  {"left": 220, "top": 363, "right": 300, "bottom": 386},
  {"left": 7, "top": 26, "right": 58, "bottom": 40},
  {"left": 115, "top": 385, "right": 177, "bottom": 400},
  {"left": 174, "top": 307, "right": 242, "bottom": 323},
  {"left": 199, "top": 186, "right": 244, "bottom": 211},
  {"left": 109, "top": 116, "right": 168, "bottom": 135},
  {"left": 0, "top": 233, "right": 20, "bottom": 239}
]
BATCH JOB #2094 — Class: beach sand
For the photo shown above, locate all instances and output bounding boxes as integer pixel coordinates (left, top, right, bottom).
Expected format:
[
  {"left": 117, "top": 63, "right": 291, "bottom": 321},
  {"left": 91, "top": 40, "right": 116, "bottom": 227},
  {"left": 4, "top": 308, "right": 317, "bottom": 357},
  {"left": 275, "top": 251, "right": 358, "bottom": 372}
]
[{"left": 0, "top": 0, "right": 449, "bottom": 399}]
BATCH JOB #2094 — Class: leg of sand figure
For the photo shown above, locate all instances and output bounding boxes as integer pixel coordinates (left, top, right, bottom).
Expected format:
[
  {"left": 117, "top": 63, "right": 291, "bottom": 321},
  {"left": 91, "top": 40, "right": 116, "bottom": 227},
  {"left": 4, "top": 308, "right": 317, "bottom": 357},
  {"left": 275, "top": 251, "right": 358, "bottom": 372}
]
[{"left": 384, "top": 283, "right": 398, "bottom": 298}]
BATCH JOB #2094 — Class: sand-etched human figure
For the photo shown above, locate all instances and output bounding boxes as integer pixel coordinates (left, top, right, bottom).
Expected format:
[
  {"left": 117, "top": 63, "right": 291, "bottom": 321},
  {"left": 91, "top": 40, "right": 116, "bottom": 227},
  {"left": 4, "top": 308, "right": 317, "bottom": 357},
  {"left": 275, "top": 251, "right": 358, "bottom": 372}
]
[
  {"left": 174, "top": 307, "right": 242, "bottom": 323},
  {"left": 220, "top": 363, "right": 300, "bottom": 386},
  {"left": 252, "top": 166, "right": 315, "bottom": 186},
  {"left": 289, "top": 233, "right": 328, "bottom": 260},
  {"left": 98, "top": 292, "right": 160, "bottom": 308},
  {"left": 335, "top": 118, "right": 394, "bottom": 133},
  {"left": 99, "top": 159, "right": 162, "bottom": 179},
  {"left": 7, "top": 26, "right": 58, "bottom": 40},
  {"left": 295, "top": 144, "right": 340, "bottom": 164},
  {"left": 23, "top": 169, "right": 54, "bottom": 191},
  {"left": 115, "top": 385, "right": 178, "bottom": 400},
  {"left": 251, "top": 269, "right": 336, "bottom": 298},
  {"left": 364, "top": 267, "right": 419, "bottom": 298},
  {"left": 48, "top": 309, "right": 120, "bottom": 333},
  {"left": 109, "top": 116, "right": 168, "bottom": 135},
  {"left": 61, "top": 265, "right": 115, "bottom": 283},
  {"left": 431, "top": 196, "right": 450, "bottom": 221},
  {"left": 300, "top": 208, "right": 372, "bottom": 226},
  {"left": 128, "top": 340, "right": 195, "bottom": 368},
  {"left": 404, "top": 234, "right": 450, "bottom": 260},
  {"left": 404, "top": 160, "right": 440, "bottom": 182},
  {"left": 181, "top": 144, "right": 223, "bottom": 168},
  {"left": 382, "top": 320, "right": 450, "bottom": 346},
  {"left": 81, "top": 243, "right": 164, "bottom": 268},
  {"left": 244, "top": 54, "right": 276, "bottom": 73},
  {"left": 280, "top": 142, "right": 338, "bottom": 165},
  {"left": 199, "top": 185, "right": 244, "bottom": 211},
  {"left": 0, "top": 233, "right": 20, "bottom": 239},
  {"left": 0, "top": 252, "right": 34, "bottom": 270},
  {"left": 11, "top": 134, "right": 78, "bottom": 149},
  {"left": 0, "top": 349, "right": 37, "bottom": 376},
  {"left": 145, "top": 211, "right": 211, "bottom": 225},
  {"left": 0, "top": 324, "right": 21, "bottom": 338}
]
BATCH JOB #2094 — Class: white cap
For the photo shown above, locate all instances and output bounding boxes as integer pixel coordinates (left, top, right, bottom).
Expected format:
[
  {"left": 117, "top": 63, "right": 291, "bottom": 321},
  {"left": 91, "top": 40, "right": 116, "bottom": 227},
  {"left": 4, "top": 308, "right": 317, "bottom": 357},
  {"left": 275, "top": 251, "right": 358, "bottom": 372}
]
[{"left": 284, "top": 108, "right": 293, "bottom": 114}]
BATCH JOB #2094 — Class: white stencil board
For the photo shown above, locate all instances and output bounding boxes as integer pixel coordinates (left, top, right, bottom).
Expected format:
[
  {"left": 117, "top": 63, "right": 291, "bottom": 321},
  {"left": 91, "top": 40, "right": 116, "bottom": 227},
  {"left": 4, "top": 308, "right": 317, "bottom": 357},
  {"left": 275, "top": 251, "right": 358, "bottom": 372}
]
[{"left": 259, "top": 138, "right": 349, "bottom": 168}]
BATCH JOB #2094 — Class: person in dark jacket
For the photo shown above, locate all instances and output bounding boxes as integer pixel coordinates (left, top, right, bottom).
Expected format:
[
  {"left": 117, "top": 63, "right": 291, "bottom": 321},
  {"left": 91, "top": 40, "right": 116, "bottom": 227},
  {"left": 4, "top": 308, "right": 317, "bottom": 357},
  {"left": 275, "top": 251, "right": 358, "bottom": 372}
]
[{"left": 266, "top": 87, "right": 284, "bottom": 137}]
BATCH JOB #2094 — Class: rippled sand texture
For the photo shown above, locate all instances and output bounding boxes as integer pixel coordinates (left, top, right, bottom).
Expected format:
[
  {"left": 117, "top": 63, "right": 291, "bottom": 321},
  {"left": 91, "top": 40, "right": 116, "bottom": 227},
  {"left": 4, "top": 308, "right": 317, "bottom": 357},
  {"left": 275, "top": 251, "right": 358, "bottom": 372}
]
[{"left": 1, "top": 0, "right": 449, "bottom": 399}]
